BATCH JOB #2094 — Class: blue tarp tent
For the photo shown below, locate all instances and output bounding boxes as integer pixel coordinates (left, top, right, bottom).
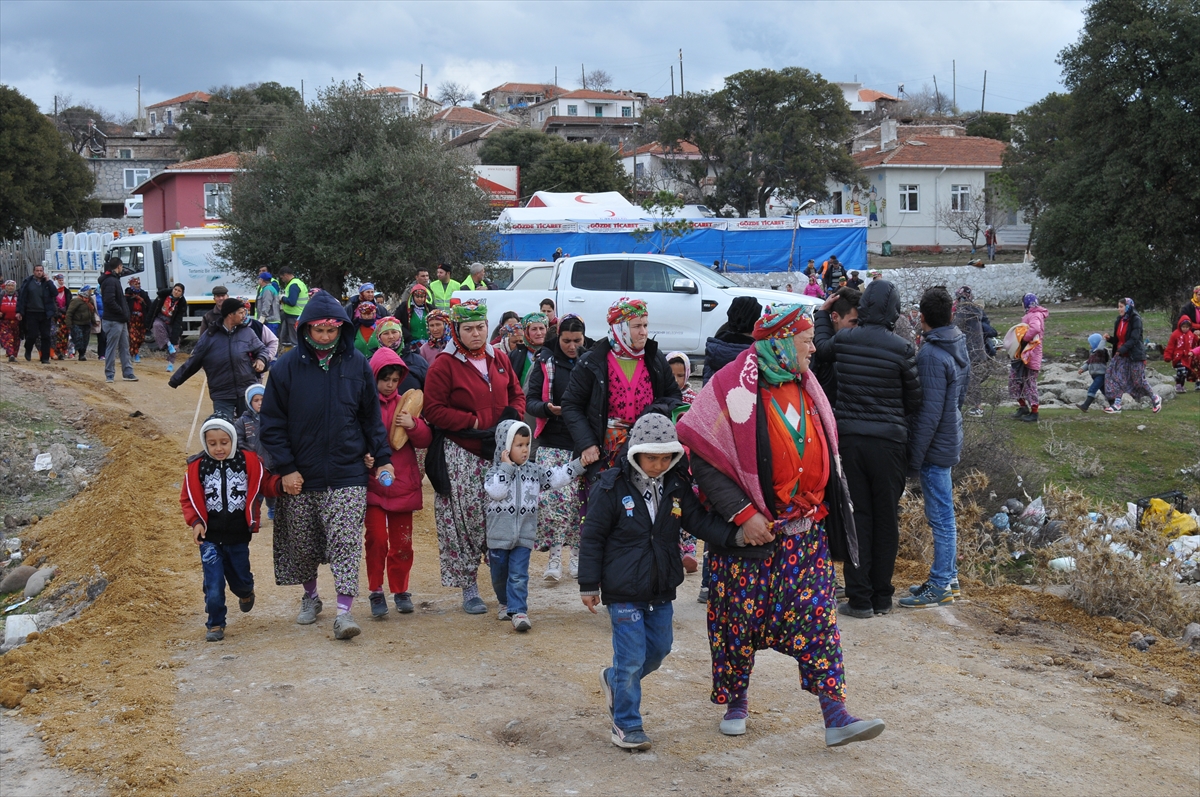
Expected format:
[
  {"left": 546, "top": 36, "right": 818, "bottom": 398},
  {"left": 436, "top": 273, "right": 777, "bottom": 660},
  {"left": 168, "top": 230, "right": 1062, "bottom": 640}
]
[{"left": 493, "top": 216, "right": 867, "bottom": 273}]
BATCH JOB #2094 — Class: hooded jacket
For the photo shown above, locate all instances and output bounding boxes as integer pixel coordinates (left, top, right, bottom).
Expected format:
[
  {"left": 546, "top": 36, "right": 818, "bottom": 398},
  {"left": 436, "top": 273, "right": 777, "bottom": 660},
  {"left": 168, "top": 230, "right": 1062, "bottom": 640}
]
[
  {"left": 484, "top": 420, "right": 583, "bottom": 551},
  {"left": 169, "top": 315, "right": 269, "bottom": 402},
  {"left": 365, "top": 326, "right": 429, "bottom": 392},
  {"left": 829, "top": 280, "right": 923, "bottom": 443},
  {"left": 702, "top": 330, "right": 755, "bottom": 385},
  {"left": 180, "top": 449, "right": 280, "bottom": 544},
  {"left": 1164, "top": 317, "right": 1196, "bottom": 366},
  {"left": 259, "top": 290, "right": 393, "bottom": 489},
  {"left": 65, "top": 293, "right": 97, "bottom": 327},
  {"left": 560, "top": 337, "right": 682, "bottom": 475},
  {"left": 577, "top": 415, "right": 739, "bottom": 604},
  {"left": 525, "top": 338, "right": 583, "bottom": 450},
  {"left": 908, "top": 325, "right": 970, "bottom": 472},
  {"left": 366, "top": 347, "right": 433, "bottom": 513},
  {"left": 98, "top": 270, "right": 129, "bottom": 322}
]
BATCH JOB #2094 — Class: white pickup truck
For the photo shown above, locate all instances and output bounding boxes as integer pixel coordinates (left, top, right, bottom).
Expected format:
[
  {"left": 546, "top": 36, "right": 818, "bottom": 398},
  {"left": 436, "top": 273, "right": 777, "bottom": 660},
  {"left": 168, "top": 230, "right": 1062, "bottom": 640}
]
[{"left": 458, "top": 254, "right": 818, "bottom": 357}]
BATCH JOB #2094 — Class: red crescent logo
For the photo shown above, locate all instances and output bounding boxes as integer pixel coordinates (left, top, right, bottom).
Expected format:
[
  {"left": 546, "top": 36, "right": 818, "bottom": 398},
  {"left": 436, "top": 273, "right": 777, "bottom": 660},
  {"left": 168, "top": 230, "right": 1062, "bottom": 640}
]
[{"left": 574, "top": 194, "right": 594, "bottom": 204}]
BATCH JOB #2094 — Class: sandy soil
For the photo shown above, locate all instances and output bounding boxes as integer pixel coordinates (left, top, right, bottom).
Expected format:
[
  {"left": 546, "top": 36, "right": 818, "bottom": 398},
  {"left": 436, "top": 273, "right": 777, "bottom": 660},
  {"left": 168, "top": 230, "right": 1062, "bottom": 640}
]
[{"left": 1, "top": 353, "right": 1198, "bottom": 796}]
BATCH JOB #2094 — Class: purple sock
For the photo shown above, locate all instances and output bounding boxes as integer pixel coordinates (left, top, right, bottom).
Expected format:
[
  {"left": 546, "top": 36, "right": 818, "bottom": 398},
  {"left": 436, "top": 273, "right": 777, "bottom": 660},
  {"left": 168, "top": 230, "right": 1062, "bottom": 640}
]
[
  {"left": 723, "top": 694, "right": 749, "bottom": 721},
  {"left": 336, "top": 594, "right": 353, "bottom": 615},
  {"left": 819, "top": 694, "right": 861, "bottom": 729},
  {"left": 303, "top": 578, "right": 319, "bottom": 599}
]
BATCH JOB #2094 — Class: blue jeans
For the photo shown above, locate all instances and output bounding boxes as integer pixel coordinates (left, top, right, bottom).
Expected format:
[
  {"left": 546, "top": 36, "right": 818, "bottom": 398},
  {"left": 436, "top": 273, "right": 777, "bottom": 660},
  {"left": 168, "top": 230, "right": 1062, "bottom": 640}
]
[
  {"left": 609, "top": 601, "right": 673, "bottom": 732},
  {"left": 920, "top": 464, "right": 957, "bottom": 589},
  {"left": 102, "top": 319, "right": 134, "bottom": 379},
  {"left": 199, "top": 541, "right": 253, "bottom": 630},
  {"left": 1087, "top": 373, "right": 1105, "bottom": 397},
  {"left": 488, "top": 546, "right": 531, "bottom": 615}
]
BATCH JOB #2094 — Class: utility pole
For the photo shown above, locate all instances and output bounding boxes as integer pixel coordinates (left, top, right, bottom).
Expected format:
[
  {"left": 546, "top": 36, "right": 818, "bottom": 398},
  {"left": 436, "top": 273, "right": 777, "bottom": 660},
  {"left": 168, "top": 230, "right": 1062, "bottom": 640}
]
[
  {"left": 137, "top": 75, "right": 142, "bottom": 132},
  {"left": 981, "top": 70, "right": 987, "bottom": 113},
  {"left": 419, "top": 64, "right": 424, "bottom": 96},
  {"left": 933, "top": 74, "right": 940, "bottom": 114},
  {"left": 679, "top": 49, "right": 685, "bottom": 96},
  {"left": 581, "top": 64, "right": 586, "bottom": 89},
  {"left": 952, "top": 60, "right": 956, "bottom": 111},
  {"left": 301, "top": 79, "right": 305, "bottom": 107},
  {"left": 554, "top": 66, "right": 558, "bottom": 87},
  {"left": 670, "top": 65, "right": 674, "bottom": 96}
]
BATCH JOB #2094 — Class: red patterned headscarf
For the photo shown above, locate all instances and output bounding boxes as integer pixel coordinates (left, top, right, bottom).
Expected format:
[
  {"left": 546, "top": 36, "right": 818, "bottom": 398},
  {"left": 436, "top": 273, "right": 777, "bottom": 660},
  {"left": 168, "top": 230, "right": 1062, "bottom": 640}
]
[{"left": 607, "top": 297, "right": 649, "bottom": 359}]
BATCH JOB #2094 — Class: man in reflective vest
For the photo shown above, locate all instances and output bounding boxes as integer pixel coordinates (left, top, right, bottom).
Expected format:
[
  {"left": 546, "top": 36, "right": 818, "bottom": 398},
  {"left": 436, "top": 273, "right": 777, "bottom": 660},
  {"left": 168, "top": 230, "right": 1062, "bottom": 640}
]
[
  {"left": 278, "top": 266, "right": 308, "bottom": 348},
  {"left": 428, "top": 263, "right": 461, "bottom": 311}
]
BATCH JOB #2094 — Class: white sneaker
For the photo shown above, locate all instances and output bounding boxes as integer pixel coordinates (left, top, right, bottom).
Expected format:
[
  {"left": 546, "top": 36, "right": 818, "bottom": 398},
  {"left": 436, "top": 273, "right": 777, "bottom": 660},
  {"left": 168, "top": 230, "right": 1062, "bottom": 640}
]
[
  {"left": 543, "top": 555, "right": 562, "bottom": 582},
  {"left": 512, "top": 613, "right": 531, "bottom": 632},
  {"left": 568, "top": 550, "right": 579, "bottom": 579},
  {"left": 497, "top": 605, "right": 509, "bottom": 621}
]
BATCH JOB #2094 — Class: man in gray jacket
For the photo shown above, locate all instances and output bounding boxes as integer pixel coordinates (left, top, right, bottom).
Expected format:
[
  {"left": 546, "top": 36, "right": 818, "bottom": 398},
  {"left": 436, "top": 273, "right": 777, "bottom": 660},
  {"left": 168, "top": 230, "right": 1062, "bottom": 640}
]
[{"left": 901, "top": 287, "right": 969, "bottom": 609}]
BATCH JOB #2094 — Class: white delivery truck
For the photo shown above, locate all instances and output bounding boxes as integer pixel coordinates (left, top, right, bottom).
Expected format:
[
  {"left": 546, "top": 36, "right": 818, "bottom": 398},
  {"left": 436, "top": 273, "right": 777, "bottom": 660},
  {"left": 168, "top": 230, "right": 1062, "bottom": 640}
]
[
  {"left": 457, "top": 254, "right": 820, "bottom": 359},
  {"left": 51, "top": 227, "right": 256, "bottom": 340}
]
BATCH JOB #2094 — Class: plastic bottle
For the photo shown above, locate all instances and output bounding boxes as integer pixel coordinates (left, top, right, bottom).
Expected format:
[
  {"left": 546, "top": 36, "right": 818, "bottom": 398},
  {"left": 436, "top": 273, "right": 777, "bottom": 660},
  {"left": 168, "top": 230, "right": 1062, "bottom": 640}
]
[
  {"left": 76, "top": 444, "right": 91, "bottom": 450},
  {"left": 378, "top": 471, "right": 393, "bottom": 487}
]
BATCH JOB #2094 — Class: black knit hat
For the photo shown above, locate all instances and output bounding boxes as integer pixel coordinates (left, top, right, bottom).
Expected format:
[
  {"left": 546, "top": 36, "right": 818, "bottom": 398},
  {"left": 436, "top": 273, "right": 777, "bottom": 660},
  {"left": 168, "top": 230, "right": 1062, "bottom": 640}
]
[
  {"left": 219, "top": 297, "right": 245, "bottom": 318},
  {"left": 726, "top": 296, "right": 763, "bottom": 334}
]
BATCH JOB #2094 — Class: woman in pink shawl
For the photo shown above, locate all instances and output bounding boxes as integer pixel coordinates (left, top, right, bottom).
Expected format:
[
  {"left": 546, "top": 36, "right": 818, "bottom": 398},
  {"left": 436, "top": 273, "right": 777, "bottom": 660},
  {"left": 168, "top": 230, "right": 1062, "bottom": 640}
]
[
  {"left": 677, "top": 304, "right": 884, "bottom": 747},
  {"left": 1009, "top": 293, "right": 1049, "bottom": 422}
]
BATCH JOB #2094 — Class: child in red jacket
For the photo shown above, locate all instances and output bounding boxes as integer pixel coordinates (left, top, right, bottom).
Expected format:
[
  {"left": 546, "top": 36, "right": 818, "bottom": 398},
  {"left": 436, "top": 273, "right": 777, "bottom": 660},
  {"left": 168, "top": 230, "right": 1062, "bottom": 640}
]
[
  {"left": 180, "top": 415, "right": 280, "bottom": 641},
  {"left": 365, "top": 348, "right": 433, "bottom": 617},
  {"left": 1164, "top": 316, "right": 1198, "bottom": 393}
]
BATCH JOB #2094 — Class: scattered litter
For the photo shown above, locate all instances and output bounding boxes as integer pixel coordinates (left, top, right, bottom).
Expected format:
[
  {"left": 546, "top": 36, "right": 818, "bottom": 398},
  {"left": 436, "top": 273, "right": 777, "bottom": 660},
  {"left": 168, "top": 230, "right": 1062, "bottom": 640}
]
[
  {"left": 0, "top": 565, "right": 37, "bottom": 594},
  {"left": 3, "top": 597, "right": 34, "bottom": 613},
  {"left": 33, "top": 453, "right": 53, "bottom": 471},
  {"left": 1049, "top": 557, "right": 1077, "bottom": 572},
  {"left": 2, "top": 613, "right": 37, "bottom": 645}
]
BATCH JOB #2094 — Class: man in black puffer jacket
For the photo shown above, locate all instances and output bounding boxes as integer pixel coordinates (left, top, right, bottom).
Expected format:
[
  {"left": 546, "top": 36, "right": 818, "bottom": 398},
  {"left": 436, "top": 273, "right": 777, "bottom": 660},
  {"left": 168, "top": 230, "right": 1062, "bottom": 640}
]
[
  {"left": 701, "top": 296, "right": 761, "bottom": 385},
  {"left": 829, "top": 279, "right": 923, "bottom": 618},
  {"left": 98, "top": 258, "right": 137, "bottom": 381}
]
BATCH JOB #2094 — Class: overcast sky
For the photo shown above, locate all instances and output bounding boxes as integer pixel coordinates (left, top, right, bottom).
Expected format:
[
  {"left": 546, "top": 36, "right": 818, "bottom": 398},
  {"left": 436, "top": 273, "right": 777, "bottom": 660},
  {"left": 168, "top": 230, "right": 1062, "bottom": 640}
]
[{"left": 2, "top": 0, "right": 1086, "bottom": 120}]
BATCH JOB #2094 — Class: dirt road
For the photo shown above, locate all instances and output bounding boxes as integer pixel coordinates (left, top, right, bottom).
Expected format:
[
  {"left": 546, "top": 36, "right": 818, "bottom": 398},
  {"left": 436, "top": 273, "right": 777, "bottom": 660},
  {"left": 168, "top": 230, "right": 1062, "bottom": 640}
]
[{"left": 1, "top": 354, "right": 1198, "bottom": 796}]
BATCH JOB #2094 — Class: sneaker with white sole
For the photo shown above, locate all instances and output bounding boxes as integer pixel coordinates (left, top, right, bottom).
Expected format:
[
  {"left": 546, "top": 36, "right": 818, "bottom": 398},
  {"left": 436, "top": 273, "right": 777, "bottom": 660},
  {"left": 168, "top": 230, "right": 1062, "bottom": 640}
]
[
  {"left": 825, "top": 718, "right": 885, "bottom": 747},
  {"left": 333, "top": 613, "right": 361, "bottom": 640},
  {"left": 511, "top": 613, "right": 532, "bottom": 632},
  {"left": 205, "top": 626, "right": 225, "bottom": 642},
  {"left": 543, "top": 554, "right": 562, "bottom": 582},
  {"left": 899, "top": 583, "right": 954, "bottom": 608},
  {"left": 909, "top": 579, "right": 960, "bottom": 599},
  {"left": 393, "top": 593, "right": 414, "bottom": 613},
  {"left": 497, "top": 605, "right": 509, "bottom": 621},
  {"left": 296, "top": 595, "right": 323, "bottom": 624},
  {"left": 611, "top": 726, "right": 652, "bottom": 750},
  {"left": 369, "top": 591, "right": 388, "bottom": 618},
  {"left": 599, "top": 667, "right": 614, "bottom": 720},
  {"left": 1152, "top": 394, "right": 1162, "bottom": 413},
  {"left": 568, "top": 550, "right": 579, "bottom": 579}
]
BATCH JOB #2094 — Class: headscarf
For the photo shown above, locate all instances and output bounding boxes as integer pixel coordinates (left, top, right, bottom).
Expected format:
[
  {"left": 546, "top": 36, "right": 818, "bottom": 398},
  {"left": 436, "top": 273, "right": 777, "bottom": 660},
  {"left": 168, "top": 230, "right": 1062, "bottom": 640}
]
[
  {"left": 1088, "top": 333, "right": 1104, "bottom": 351},
  {"left": 303, "top": 318, "right": 343, "bottom": 371},
  {"left": 354, "top": 301, "right": 377, "bottom": 320},
  {"left": 1191, "top": 286, "right": 1200, "bottom": 309},
  {"left": 409, "top": 284, "right": 429, "bottom": 305},
  {"left": 450, "top": 299, "right": 489, "bottom": 359},
  {"left": 752, "top": 304, "right": 814, "bottom": 385},
  {"left": 200, "top": 415, "right": 238, "bottom": 451},
  {"left": 868, "top": 269, "right": 882, "bottom": 279},
  {"left": 497, "top": 319, "right": 523, "bottom": 350},
  {"left": 1022, "top": 293, "right": 1040, "bottom": 310},
  {"left": 371, "top": 316, "right": 403, "bottom": 349},
  {"left": 955, "top": 285, "right": 974, "bottom": 302},
  {"left": 521, "top": 311, "right": 548, "bottom": 327},
  {"left": 3, "top": 279, "right": 15, "bottom": 289},
  {"left": 426, "top": 308, "right": 451, "bottom": 349},
  {"left": 607, "top": 297, "right": 648, "bottom": 359},
  {"left": 358, "top": 282, "right": 375, "bottom": 295},
  {"left": 1122, "top": 297, "right": 1135, "bottom": 315}
]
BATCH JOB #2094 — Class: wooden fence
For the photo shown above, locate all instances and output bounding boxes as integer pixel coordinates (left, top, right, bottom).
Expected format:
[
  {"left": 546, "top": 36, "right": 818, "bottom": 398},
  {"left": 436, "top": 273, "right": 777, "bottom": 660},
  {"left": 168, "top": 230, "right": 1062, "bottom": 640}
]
[{"left": 1, "top": 229, "right": 51, "bottom": 285}]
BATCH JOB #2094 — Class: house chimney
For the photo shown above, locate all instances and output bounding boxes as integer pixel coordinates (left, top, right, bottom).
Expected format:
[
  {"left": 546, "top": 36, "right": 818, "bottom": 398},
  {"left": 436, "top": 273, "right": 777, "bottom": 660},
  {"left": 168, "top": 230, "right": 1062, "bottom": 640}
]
[
  {"left": 424, "top": 84, "right": 429, "bottom": 98},
  {"left": 881, "top": 117, "right": 898, "bottom": 151}
]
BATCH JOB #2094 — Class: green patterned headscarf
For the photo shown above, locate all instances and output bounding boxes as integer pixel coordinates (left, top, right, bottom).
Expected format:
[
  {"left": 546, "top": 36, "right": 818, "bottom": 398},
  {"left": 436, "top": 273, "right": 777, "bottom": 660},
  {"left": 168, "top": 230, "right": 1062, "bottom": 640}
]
[
  {"left": 752, "top": 304, "right": 813, "bottom": 385},
  {"left": 450, "top": 299, "right": 489, "bottom": 358},
  {"left": 521, "top": 312, "right": 549, "bottom": 327}
]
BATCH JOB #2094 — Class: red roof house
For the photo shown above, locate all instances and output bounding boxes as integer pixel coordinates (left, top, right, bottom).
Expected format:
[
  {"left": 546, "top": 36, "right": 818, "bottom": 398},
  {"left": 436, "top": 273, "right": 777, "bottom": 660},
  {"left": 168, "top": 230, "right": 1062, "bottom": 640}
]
[{"left": 133, "top": 153, "right": 246, "bottom": 233}]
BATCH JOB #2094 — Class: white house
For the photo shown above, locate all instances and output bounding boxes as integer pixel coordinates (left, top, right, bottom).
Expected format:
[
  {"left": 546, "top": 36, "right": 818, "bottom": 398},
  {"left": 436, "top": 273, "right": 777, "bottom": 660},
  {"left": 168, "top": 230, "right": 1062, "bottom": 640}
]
[
  {"left": 823, "top": 121, "right": 1009, "bottom": 251},
  {"left": 363, "top": 86, "right": 442, "bottom": 116},
  {"left": 145, "top": 91, "right": 211, "bottom": 134},
  {"left": 527, "top": 90, "right": 646, "bottom": 142},
  {"left": 618, "top": 141, "right": 716, "bottom": 201}
]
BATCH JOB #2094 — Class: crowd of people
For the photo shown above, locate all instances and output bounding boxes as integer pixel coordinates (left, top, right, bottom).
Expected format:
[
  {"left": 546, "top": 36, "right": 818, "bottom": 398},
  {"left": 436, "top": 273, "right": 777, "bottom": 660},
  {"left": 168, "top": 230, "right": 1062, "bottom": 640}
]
[{"left": 7, "top": 254, "right": 1193, "bottom": 754}]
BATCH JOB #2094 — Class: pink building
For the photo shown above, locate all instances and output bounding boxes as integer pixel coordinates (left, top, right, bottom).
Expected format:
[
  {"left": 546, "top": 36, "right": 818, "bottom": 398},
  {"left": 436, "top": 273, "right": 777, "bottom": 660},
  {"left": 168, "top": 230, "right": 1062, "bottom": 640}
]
[{"left": 134, "top": 152, "right": 243, "bottom": 233}]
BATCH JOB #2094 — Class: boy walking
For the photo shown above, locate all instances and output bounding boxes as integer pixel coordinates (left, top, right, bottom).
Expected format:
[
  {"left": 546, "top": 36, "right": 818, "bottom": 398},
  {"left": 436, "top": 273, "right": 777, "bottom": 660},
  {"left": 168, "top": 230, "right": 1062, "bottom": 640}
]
[
  {"left": 901, "top": 287, "right": 969, "bottom": 608},
  {"left": 579, "top": 414, "right": 740, "bottom": 750},
  {"left": 485, "top": 420, "right": 583, "bottom": 631},
  {"left": 180, "top": 415, "right": 280, "bottom": 640}
]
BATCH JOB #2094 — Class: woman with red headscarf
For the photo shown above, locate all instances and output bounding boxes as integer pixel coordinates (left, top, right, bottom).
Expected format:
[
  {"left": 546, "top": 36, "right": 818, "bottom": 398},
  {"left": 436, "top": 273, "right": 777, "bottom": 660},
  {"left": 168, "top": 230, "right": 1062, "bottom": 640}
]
[{"left": 677, "top": 304, "right": 884, "bottom": 747}]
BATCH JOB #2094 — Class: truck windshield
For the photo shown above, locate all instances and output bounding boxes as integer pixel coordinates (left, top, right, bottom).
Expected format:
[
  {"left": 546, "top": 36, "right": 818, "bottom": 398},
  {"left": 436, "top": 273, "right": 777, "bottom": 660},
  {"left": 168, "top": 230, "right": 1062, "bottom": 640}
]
[
  {"left": 667, "top": 257, "right": 739, "bottom": 288},
  {"left": 109, "top": 245, "right": 146, "bottom": 275}
]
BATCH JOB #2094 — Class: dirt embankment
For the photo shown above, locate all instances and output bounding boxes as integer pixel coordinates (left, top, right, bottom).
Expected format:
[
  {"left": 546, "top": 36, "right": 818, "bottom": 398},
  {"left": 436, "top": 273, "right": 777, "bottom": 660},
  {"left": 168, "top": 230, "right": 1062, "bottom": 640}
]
[{"left": 1, "top": 356, "right": 1198, "bottom": 796}]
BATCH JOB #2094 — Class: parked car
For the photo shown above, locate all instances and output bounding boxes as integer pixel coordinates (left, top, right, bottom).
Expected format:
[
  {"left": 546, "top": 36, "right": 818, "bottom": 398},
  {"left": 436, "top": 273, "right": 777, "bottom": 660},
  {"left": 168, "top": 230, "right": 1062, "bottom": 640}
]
[
  {"left": 458, "top": 254, "right": 818, "bottom": 357},
  {"left": 124, "top": 197, "right": 143, "bottom": 218}
]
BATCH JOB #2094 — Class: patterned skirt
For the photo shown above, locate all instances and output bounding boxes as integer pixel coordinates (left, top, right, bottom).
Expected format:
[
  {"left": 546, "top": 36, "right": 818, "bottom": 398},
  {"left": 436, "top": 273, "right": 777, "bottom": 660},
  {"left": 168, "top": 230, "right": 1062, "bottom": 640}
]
[
  {"left": 54, "top": 317, "right": 70, "bottom": 356},
  {"left": 433, "top": 439, "right": 489, "bottom": 588},
  {"left": 1104, "top": 355, "right": 1156, "bottom": 402},
  {"left": 128, "top": 313, "right": 146, "bottom": 356},
  {"left": 706, "top": 518, "right": 845, "bottom": 704},
  {"left": 1008, "top": 361, "right": 1039, "bottom": 404},
  {"left": 273, "top": 486, "right": 367, "bottom": 596},
  {"left": 0, "top": 319, "right": 19, "bottom": 356},
  {"left": 534, "top": 445, "right": 585, "bottom": 551}
]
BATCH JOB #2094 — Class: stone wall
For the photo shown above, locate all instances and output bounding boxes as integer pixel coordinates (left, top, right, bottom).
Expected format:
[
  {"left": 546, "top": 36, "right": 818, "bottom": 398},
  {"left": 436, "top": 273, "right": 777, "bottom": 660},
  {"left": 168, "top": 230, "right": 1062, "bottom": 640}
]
[{"left": 726, "top": 262, "right": 1064, "bottom": 308}]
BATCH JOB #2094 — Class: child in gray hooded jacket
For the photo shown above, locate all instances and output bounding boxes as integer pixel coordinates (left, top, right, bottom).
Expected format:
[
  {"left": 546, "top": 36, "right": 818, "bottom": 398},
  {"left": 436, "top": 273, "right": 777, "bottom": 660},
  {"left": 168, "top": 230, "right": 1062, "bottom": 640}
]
[{"left": 485, "top": 419, "right": 583, "bottom": 631}]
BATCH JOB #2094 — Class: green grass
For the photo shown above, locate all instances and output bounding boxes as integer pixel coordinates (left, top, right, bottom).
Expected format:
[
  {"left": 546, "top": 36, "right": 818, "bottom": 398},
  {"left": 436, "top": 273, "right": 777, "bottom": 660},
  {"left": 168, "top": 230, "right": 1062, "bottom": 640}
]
[{"left": 978, "top": 303, "right": 1197, "bottom": 508}]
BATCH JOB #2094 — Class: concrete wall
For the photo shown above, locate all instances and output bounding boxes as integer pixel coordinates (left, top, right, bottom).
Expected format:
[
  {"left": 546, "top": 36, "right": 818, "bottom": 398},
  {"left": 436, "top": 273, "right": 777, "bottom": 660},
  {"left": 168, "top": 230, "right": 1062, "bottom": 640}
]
[
  {"left": 85, "top": 158, "right": 177, "bottom": 204},
  {"left": 726, "top": 261, "right": 1063, "bottom": 308}
]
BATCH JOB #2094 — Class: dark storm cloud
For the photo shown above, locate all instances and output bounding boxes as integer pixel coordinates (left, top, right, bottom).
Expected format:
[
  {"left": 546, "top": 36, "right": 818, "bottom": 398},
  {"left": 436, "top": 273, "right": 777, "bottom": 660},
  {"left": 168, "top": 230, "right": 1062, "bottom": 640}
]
[{"left": 1, "top": 0, "right": 1085, "bottom": 118}]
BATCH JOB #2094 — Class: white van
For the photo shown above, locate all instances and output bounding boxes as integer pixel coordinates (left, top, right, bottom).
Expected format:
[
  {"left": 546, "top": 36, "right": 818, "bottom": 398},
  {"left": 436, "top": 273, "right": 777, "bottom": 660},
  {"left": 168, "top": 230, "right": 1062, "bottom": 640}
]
[{"left": 124, "top": 197, "right": 144, "bottom": 218}]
